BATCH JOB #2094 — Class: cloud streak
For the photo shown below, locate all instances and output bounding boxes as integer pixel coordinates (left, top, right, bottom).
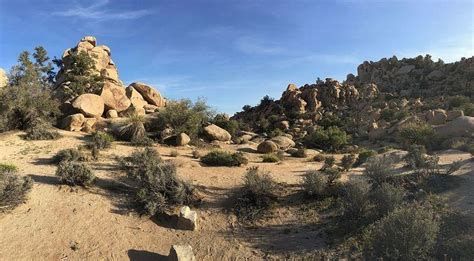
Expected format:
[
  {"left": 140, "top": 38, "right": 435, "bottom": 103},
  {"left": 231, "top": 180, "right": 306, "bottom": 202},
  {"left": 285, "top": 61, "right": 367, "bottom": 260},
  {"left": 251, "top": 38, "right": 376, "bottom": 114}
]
[{"left": 53, "top": 0, "right": 153, "bottom": 21}]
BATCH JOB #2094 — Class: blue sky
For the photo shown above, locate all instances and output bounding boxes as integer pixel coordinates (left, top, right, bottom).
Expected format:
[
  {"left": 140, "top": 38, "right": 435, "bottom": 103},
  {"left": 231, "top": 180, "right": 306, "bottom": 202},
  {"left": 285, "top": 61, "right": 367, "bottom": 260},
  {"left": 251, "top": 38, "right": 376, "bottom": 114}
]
[{"left": 0, "top": 0, "right": 472, "bottom": 113}]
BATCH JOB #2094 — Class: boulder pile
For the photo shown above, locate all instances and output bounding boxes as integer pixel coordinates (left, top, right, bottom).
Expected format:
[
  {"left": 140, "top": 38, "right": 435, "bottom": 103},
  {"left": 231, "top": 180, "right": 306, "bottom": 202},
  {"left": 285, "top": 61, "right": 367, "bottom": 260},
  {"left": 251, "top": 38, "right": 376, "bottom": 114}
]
[{"left": 54, "top": 36, "right": 167, "bottom": 132}]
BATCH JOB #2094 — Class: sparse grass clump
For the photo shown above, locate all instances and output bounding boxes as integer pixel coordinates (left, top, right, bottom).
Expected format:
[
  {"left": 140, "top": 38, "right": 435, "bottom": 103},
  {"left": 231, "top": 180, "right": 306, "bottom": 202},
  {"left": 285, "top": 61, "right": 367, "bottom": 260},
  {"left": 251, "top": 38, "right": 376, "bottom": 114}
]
[
  {"left": 53, "top": 148, "right": 88, "bottom": 163},
  {"left": 322, "top": 155, "right": 335, "bottom": 170},
  {"left": 323, "top": 167, "right": 341, "bottom": 185},
  {"left": 0, "top": 164, "right": 32, "bottom": 212},
  {"left": 399, "top": 122, "right": 435, "bottom": 147},
  {"left": 119, "top": 148, "right": 195, "bottom": 215},
  {"left": 262, "top": 153, "right": 280, "bottom": 163},
  {"left": 290, "top": 148, "right": 307, "bottom": 158},
  {"left": 55, "top": 161, "right": 95, "bottom": 186},
  {"left": 302, "top": 170, "right": 327, "bottom": 197},
  {"left": 201, "top": 150, "right": 248, "bottom": 167},
  {"left": 363, "top": 204, "right": 440, "bottom": 260},
  {"left": 355, "top": 149, "right": 377, "bottom": 167},
  {"left": 363, "top": 157, "right": 394, "bottom": 187},
  {"left": 234, "top": 167, "right": 278, "bottom": 222},
  {"left": 0, "top": 163, "right": 18, "bottom": 173},
  {"left": 169, "top": 149, "right": 179, "bottom": 157},
  {"left": 130, "top": 136, "right": 154, "bottom": 147},
  {"left": 90, "top": 131, "right": 114, "bottom": 150}
]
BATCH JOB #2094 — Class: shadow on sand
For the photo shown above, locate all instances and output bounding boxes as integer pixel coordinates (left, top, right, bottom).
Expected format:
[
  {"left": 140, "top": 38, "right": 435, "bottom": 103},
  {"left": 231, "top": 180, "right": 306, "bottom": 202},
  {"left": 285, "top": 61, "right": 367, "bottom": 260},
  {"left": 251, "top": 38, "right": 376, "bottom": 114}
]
[{"left": 127, "top": 249, "right": 167, "bottom": 261}]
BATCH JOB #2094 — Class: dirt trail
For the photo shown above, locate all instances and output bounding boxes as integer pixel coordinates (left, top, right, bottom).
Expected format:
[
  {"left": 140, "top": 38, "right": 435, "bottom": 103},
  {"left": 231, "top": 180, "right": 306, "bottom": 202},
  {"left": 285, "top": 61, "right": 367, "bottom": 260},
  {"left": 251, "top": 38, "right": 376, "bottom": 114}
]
[{"left": 0, "top": 131, "right": 326, "bottom": 260}]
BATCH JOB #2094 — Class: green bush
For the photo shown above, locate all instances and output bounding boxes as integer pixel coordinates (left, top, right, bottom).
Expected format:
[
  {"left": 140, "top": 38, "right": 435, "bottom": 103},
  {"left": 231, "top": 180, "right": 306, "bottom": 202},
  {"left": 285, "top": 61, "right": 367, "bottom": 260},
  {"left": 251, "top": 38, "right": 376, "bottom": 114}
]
[
  {"left": 322, "top": 155, "right": 336, "bottom": 170},
  {"left": 55, "top": 161, "right": 95, "bottom": 186},
  {"left": 398, "top": 122, "right": 435, "bottom": 147},
  {"left": 0, "top": 165, "right": 33, "bottom": 212},
  {"left": 53, "top": 148, "right": 87, "bottom": 163},
  {"left": 262, "top": 153, "right": 280, "bottom": 163},
  {"left": 403, "top": 145, "right": 441, "bottom": 175},
  {"left": 201, "top": 150, "right": 248, "bottom": 167},
  {"left": 364, "top": 157, "right": 394, "bottom": 187},
  {"left": 24, "top": 124, "right": 60, "bottom": 140},
  {"left": 355, "top": 149, "right": 377, "bottom": 167},
  {"left": 313, "top": 154, "right": 326, "bottom": 162},
  {"left": 341, "top": 181, "right": 372, "bottom": 222},
  {"left": 448, "top": 95, "right": 470, "bottom": 108},
  {"left": 302, "top": 170, "right": 327, "bottom": 197},
  {"left": 130, "top": 136, "right": 154, "bottom": 147},
  {"left": 370, "top": 183, "right": 405, "bottom": 218},
  {"left": 212, "top": 113, "right": 239, "bottom": 136},
  {"left": 460, "top": 102, "right": 474, "bottom": 116},
  {"left": 340, "top": 154, "right": 356, "bottom": 171},
  {"left": 323, "top": 167, "right": 341, "bottom": 185},
  {"left": 364, "top": 204, "right": 439, "bottom": 260},
  {"left": 89, "top": 131, "right": 114, "bottom": 150},
  {"left": 151, "top": 99, "right": 214, "bottom": 139},
  {"left": 234, "top": 167, "right": 278, "bottom": 222},
  {"left": 304, "top": 126, "right": 348, "bottom": 152},
  {"left": 119, "top": 148, "right": 194, "bottom": 215},
  {"left": 169, "top": 149, "right": 179, "bottom": 157},
  {"left": 436, "top": 211, "right": 474, "bottom": 260}
]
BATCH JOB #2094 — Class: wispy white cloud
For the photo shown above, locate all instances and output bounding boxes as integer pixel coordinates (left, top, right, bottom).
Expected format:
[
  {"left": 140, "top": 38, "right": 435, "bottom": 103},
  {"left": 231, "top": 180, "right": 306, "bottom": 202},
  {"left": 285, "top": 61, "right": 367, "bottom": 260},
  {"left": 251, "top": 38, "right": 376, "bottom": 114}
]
[
  {"left": 53, "top": 0, "right": 153, "bottom": 21},
  {"left": 234, "top": 36, "right": 284, "bottom": 55}
]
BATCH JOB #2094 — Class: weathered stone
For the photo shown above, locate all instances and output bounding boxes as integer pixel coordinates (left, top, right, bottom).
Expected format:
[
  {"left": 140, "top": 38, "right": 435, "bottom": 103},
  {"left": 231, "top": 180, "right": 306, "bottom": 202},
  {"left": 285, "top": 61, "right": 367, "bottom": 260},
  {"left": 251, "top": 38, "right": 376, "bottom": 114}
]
[
  {"left": 257, "top": 140, "right": 279, "bottom": 153},
  {"left": 168, "top": 245, "right": 195, "bottom": 261},
  {"left": 130, "top": 82, "right": 166, "bottom": 107},
  {"left": 100, "top": 81, "right": 131, "bottom": 112},
  {"left": 176, "top": 133, "right": 191, "bottom": 146},
  {"left": 143, "top": 104, "right": 160, "bottom": 113},
  {"left": 120, "top": 105, "right": 145, "bottom": 117},
  {"left": 82, "top": 118, "right": 98, "bottom": 132},
  {"left": 434, "top": 116, "right": 474, "bottom": 137},
  {"left": 203, "top": 124, "right": 231, "bottom": 142},
  {"left": 426, "top": 109, "right": 447, "bottom": 125},
  {"left": 447, "top": 110, "right": 464, "bottom": 121},
  {"left": 125, "top": 86, "right": 148, "bottom": 109},
  {"left": 0, "top": 68, "right": 7, "bottom": 89},
  {"left": 177, "top": 206, "right": 198, "bottom": 231},
  {"left": 106, "top": 110, "right": 118, "bottom": 118},
  {"left": 270, "top": 136, "right": 295, "bottom": 150},
  {"left": 80, "top": 36, "right": 97, "bottom": 46},
  {"left": 72, "top": 94, "right": 104, "bottom": 117},
  {"left": 61, "top": 113, "right": 85, "bottom": 132}
]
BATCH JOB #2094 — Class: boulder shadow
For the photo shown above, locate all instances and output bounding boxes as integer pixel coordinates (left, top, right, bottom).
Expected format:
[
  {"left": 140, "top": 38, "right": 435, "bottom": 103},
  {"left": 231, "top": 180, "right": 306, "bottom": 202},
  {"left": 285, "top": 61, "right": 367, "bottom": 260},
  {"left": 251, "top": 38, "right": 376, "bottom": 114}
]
[
  {"left": 237, "top": 147, "right": 259, "bottom": 154},
  {"left": 150, "top": 212, "right": 179, "bottom": 229},
  {"left": 127, "top": 249, "right": 167, "bottom": 261},
  {"left": 28, "top": 174, "right": 61, "bottom": 185}
]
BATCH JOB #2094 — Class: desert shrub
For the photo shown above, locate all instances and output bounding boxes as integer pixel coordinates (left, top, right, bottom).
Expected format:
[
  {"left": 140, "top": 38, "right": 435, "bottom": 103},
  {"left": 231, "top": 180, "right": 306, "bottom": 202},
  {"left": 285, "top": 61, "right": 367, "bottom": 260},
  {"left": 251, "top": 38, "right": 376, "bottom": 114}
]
[
  {"left": 302, "top": 170, "right": 327, "bottom": 197},
  {"left": 290, "top": 148, "right": 307, "bottom": 158},
  {"left": 212, "top": 113, "right": 239, "bottom": 136},
  {"left": 341, "top": 181, "right": 372, "bottom": 223},
  {"left": 89, "top": 131, "right": 114, "bottom": 150},
  {"left": 370, "top": 183, "right": 405, "bottom": 218},
  {"left": 262, "top": 153, "right": 280, "bottom": 163},
  {"left": 340, "top": 154, "right": 356, "bottom": 171},
  {"left": 460, "top": 102, "right": 474, "bottom": 116},
  {"left": 403, "top": 145, "right": 441, "bottom": 175},
  {"left": 119, "top": 148, "right": 194, "bottom": 215},
  {"left": 201, "top": 150, "right": 248, "bottom": 167},
  {"left": 24, "top": 124, "right": 60, "bottom": 140},
  {"left": 0, "top": 165, "right": 33, "bottom": 212},
  {"left": 323, "top": 167, "right": 341, "bottom": 185},
  {"left": 322, "top": 155, "right": 335, "bottom": 170},
  {"left": 55, "top": 161, "right": 95, "bottom": 186},
  {"left": 448, "top": 95, "right": 470, "bottom": 108},
  {"left": 304, "top": 126, "right": 348, "bottom": 152},
  {"left": 436, "top": 211, "right": 474, "bottom": 260},
  {"left": 398, "top": 122, "right": 435, "bottom": 147},
  {"left": 268, "top": 128, "right": 284, "bottom": 138},
  {"left": 318, "top": 114, "right": 344, "bottom": 128},
  {"left": 191, "top": 149, "right": 202, "bottom": 159},
  {"left": 234, "top": 167, "right": 278, "bottom": 222},
  {"left": 151, "top": 98, "right": 214, "bottom": 138},
  {"left": 313, "top": 154, "right": 325, "bottom": 162},
  {"left": 355, "top": 149, "right": 377, "bottom": 167},
  {"left": 53, "top": 148, "right": 87, "bottom": 163},
  {"left": 364, "top": 157, "right": 394, "bottom": 187},
  {"left": 118, "top": 115, "right": 147, "bottom": 142},
  {"left": 169, "top": 149, "right": 179, "bottom": 157},
  {"left": 364, "top": 204, "right": 440, "bottom": 260},
  {"left": 130, "top": 136, "right": 154, "bottom": 147}
]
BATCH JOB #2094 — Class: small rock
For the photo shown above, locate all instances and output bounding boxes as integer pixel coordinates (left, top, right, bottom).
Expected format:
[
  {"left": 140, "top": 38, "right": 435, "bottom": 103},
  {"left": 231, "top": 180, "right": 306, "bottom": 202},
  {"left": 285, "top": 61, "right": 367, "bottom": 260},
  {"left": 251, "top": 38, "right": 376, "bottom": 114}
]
[
  {"left": 177, "top": 206, "right": 198, "bottom": 231},
  {"left": 106, "top": 110, "right": 118, "bottom": 118}
]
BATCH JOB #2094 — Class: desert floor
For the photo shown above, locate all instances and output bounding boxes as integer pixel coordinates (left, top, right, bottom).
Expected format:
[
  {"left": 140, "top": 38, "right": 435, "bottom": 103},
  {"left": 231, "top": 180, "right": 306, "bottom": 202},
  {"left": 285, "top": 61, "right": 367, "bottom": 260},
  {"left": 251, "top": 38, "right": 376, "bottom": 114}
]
[{"left": 0, "top": 130, "right": 472, "bottom": 260}]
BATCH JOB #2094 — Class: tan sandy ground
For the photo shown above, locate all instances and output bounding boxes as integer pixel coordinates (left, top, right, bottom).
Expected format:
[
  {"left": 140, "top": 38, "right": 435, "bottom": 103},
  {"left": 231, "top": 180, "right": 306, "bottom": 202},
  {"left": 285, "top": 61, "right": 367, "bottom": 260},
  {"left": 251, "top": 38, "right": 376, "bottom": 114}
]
[{"left": 0, "top": 130, "right": 472, "bottom": 260}]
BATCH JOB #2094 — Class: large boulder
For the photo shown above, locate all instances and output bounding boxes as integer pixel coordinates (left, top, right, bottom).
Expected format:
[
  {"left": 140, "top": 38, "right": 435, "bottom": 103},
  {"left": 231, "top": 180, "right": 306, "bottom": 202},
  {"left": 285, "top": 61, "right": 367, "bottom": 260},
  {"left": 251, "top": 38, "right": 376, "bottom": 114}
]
[
  {"left": 203, "top": 124, "right": 231, "bottom": 142},
  {"left": 100, "top": 81, "right": 131, "bottom": 112},
  {"left": 71, "top": 94, "right": 104, "bottom": 117},
  {"left": 257, "top": 140, "right": 279, "bottom": 153},
  {"left": 130, "top": 82, "right": 166, "bottom": 107},
  {"left": 447, "top": 110, "right": 464, "bottom": 121},
  {"left": 0, "top": 68, "right": 7, "bottom": 89},
  {"left": 168, "top": 245, "right": 195, "bottom": 261},
  {"left": 270, "top": 136, "right": 295, "bottom": 150},
  {"left": 61, "top": 113, "right": 85, "bottom": 131},
  {"left": 426, "top": 109, "right": 447, "bottom": 125},
  {"left": 125, "top": 85, "right": 148, "bottom": 109},
  {"left": 176, "top": 133, "right": 191, "bottom": 146},
  {"left": 434, "top": 116, "right": 474, "bottom": 137}
]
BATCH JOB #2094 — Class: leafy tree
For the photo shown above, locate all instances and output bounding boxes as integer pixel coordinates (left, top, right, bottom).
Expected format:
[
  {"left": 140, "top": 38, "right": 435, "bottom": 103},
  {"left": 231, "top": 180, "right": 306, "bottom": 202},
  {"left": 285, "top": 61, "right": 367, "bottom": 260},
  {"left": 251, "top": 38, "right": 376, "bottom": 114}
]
[{"left": 53, "top": 51, "right": 104, "bottom": 99}]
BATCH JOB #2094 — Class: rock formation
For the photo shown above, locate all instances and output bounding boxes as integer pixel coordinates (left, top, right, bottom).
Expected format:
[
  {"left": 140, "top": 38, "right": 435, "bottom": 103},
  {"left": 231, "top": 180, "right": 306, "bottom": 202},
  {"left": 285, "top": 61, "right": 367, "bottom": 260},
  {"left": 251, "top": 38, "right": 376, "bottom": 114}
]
[{"left": 0, "top": 68, "right": 7, "bottom": 89}]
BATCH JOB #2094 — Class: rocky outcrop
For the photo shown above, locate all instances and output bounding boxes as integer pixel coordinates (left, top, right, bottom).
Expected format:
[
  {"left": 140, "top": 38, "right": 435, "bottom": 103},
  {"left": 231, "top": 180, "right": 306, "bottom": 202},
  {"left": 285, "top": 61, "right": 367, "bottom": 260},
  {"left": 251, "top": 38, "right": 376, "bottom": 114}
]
[
  {"left": 0, "top": 68, "right": 7, "bottom": 88},
  {"left": 270, "top": 136, "right": 295, "bottom": 150},
  {"left": 129, "top": 82, "right": 166, "bottom": 107},
  {"left": 72, "top": 94, "right": 104, "bottom": 117},
  {"left": 203, "top": 124, "right": 231, "bottom": 142},
  {"left": 100, "top": 81, "right": 131, "bottom": 112},
  {"left": 168, "top": 245, "right": 195, "bottom": 261},
  {"left": 61, "top": 113, "right": 85, "bottom": 132},
  {"left": 434, "top": 116, "right": 474, "bottom": 137},
  {"left": 125, "top": 86, "right": 148, "bottom": 109}
]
